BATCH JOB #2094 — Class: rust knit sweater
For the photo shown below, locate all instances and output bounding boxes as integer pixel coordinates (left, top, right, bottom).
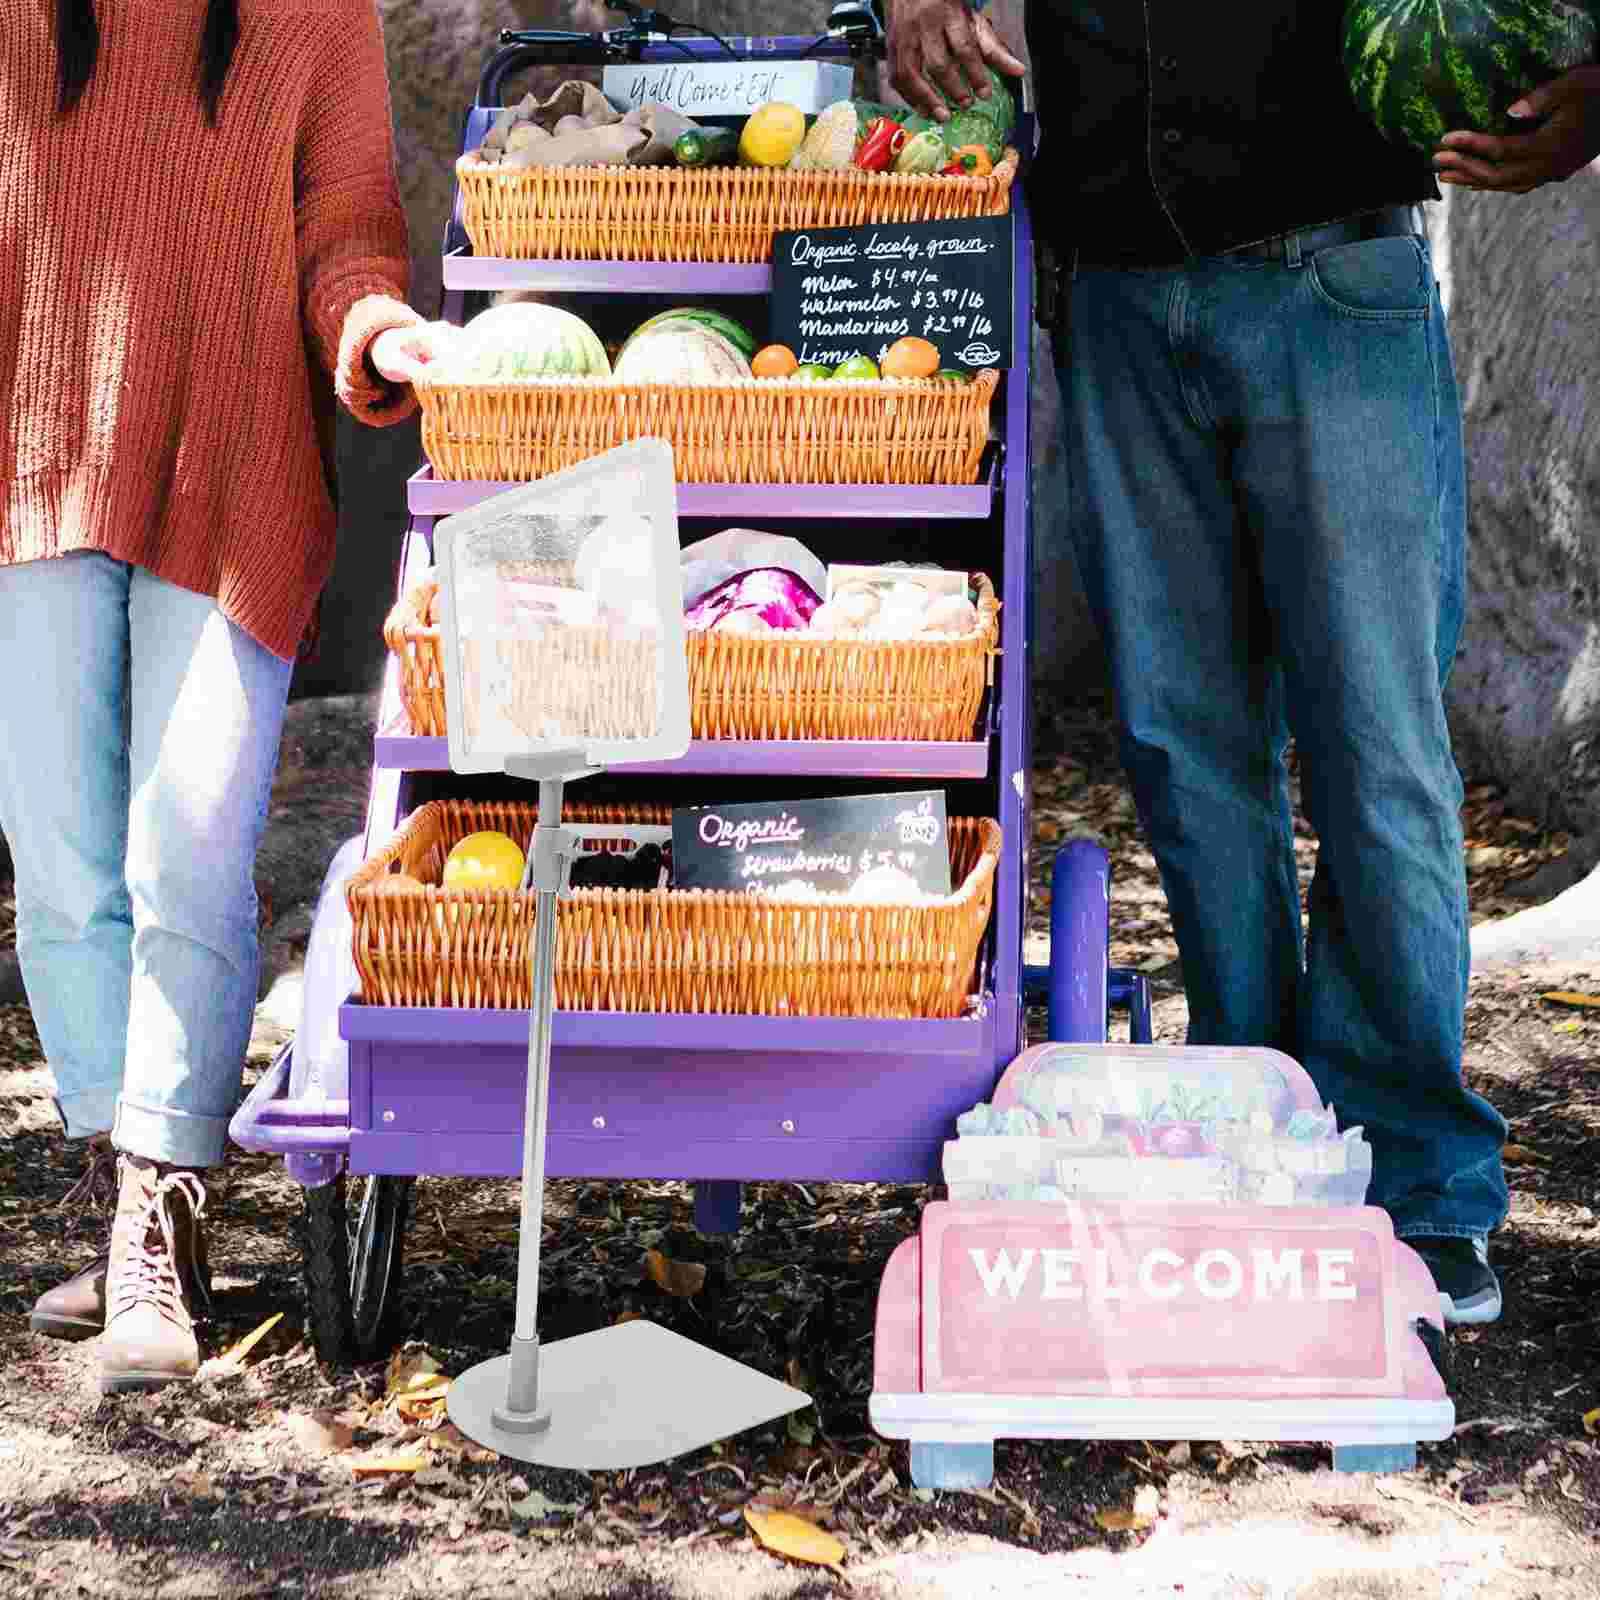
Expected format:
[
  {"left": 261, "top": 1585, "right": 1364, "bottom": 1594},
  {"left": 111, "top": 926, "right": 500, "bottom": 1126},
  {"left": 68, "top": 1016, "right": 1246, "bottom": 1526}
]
[{"left": 1, "top": 0, "right": 424, "bottom": 661}]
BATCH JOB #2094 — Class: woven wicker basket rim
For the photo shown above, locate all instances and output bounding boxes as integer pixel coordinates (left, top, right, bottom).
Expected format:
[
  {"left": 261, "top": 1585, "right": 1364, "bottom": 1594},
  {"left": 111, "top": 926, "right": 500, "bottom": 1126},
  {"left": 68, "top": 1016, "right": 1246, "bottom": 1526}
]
[
  {"left": 454, "top": 150, "right": 1021, "bottom": 183},
  {"left": 350, "top": 802, "right": 1000, "bottom": 911},
  {"left": 413, "top": 371, "right": 1000, "bottom": 396}
]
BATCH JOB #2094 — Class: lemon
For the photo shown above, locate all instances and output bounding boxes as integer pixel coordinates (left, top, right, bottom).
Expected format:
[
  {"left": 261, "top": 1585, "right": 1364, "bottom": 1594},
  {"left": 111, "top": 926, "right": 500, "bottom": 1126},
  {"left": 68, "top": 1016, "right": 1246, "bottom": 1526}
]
[
  {"left": 442, "top": 830, "right": 526, "bottom": 891},
  {"left": 739, "top": 102, "right": 806, "bottom": 168}
]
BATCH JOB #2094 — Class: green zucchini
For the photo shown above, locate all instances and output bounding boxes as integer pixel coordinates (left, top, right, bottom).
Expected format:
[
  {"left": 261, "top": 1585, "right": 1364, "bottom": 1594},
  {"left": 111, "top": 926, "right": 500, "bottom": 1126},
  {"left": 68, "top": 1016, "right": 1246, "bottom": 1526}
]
[{"left": 673, "top": 127, "right": 740, "bottom": 168}]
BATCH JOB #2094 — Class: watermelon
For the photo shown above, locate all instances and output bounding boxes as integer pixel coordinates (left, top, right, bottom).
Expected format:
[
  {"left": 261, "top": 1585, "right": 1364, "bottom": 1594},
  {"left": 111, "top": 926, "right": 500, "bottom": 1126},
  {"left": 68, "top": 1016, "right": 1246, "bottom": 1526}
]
[
  {"left": 620, "top": 308, "right": 757, "bottom": 361},
  {"left": 1343, "top": 0, "right": 1599, "bottom": 152},
  {"left": 445, "top": 302, "right": 610, "bottom": 380}
]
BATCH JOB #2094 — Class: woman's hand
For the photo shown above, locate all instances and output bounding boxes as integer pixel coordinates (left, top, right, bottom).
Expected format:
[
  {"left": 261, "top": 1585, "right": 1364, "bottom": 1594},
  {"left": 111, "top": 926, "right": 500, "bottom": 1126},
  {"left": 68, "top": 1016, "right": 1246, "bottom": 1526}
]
[
  {"left": 369, "top": 320, "right": 461, "bottom": 386},
  {"left": 1434, "top": 66, "right": 1600, "bottom": 193},
  {"left": 886, "top": 0, "right": 1025, "bottom": 124}
]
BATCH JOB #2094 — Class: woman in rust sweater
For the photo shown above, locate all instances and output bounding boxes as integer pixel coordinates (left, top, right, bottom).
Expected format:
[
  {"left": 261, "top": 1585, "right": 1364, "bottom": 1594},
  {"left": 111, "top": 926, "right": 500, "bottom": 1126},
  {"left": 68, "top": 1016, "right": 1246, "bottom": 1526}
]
[{"left": 8, "top": 0, "right": 455, "bottom": 1391}]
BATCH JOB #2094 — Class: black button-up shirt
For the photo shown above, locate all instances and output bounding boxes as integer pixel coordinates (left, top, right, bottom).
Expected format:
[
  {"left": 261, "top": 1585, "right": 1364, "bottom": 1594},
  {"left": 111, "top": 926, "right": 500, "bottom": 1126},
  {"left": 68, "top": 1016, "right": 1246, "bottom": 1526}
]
[{"left": 1024, "top": 1, "right": 1438, "bottom": 264}]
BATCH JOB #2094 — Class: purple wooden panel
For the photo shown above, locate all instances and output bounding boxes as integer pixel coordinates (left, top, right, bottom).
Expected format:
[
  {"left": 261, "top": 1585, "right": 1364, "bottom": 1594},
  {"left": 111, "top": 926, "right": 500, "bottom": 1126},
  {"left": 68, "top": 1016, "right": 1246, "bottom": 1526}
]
[
  {"left": 340, "top": 1002, "right": 987, "bottom": 1058},
  {"left": 443, "top": 253, "right": 772, "bottom": 297},
  {"left": 346, "top": 1025, "right": 996, "bottom": 1181},
  {"left": 406, "top": 467, "right": 994, "bottom": 522},
  {"left": 371, "top": 731, "right": 989, "bottom": 779}
]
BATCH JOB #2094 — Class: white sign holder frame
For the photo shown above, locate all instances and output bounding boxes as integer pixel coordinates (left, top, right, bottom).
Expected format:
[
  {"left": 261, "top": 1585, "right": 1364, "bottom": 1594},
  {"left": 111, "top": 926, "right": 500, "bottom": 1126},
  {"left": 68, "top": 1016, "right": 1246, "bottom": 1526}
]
[{"left": 433, "top": 440, "right": 809, "bottom": 1467}]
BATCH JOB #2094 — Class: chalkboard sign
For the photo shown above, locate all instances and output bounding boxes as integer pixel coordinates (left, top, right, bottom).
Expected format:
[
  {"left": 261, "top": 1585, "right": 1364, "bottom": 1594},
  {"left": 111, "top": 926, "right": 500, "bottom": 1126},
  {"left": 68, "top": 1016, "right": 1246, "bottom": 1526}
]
[
  {"left": 770, "top": 216, "right": 1013, "bottom": 373},
  {"left": 672, "top": 791, "right": 951, "bottom": 898}
]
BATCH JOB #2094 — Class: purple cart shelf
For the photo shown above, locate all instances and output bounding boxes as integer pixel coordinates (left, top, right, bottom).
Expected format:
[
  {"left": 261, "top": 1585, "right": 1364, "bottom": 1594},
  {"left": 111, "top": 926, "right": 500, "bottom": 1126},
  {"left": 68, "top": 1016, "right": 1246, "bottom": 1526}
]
[
  {"left": 372, "top": 727, "right": 990, "bottom": 779},
  {"left": 333, "top": 1002, "right": 998, "bottom": 1182},
  {"left": 443, "top": 250, "right": 772, "bottom": 297},
  {"left": 406, "top": 465, "right": 996, "bottom": 522}
]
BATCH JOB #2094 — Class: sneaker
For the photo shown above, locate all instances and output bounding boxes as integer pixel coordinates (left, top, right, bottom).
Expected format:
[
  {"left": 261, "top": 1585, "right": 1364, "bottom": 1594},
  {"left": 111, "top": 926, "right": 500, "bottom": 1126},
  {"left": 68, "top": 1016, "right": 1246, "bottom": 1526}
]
[{"left": 1407, "top": 1236, "right": 1502, "bottom": 1326}]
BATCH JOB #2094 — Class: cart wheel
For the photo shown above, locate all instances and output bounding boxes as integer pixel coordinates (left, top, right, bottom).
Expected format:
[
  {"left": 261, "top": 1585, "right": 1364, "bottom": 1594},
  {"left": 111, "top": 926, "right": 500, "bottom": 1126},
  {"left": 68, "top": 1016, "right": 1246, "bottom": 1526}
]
[{"left": 302, "top": 1174, "right": 413, "bottom": 1366}]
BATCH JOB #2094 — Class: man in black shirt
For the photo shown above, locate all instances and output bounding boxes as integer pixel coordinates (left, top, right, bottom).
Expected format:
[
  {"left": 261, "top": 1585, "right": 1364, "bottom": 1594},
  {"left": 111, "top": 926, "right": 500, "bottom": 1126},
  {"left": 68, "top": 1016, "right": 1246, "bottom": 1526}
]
[{"left": 889, "top": 0, "right": 1600, "bottom": 1329}]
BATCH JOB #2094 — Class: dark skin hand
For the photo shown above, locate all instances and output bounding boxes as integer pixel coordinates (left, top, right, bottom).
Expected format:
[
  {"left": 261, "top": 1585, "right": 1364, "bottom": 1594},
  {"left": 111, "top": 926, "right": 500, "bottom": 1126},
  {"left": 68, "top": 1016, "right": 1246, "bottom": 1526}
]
[
  {"left": 886, "top": 0, "right": 1026, "bottom": 123},
  {"left": 1433, "top": 65, "right": 1600, "bottom": 193}
]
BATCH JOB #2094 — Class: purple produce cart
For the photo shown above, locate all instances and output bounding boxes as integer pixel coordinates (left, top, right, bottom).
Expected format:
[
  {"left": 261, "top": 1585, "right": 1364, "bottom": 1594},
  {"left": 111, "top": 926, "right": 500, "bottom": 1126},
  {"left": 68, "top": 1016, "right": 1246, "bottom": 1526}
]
[{"left": 230, "top": 22, "right": 1105, "bottom": 1367}]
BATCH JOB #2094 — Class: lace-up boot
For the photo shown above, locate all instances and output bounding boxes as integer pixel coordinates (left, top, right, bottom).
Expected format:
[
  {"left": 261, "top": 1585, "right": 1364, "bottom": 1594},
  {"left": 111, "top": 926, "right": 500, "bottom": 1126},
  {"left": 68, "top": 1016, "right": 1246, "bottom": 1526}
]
[
  {"left": 28, "top": 1133, "right": 120, "bottom": 1340},
  {"left": 98, "top": 1154, "right": 213, "bottom": 1394}
]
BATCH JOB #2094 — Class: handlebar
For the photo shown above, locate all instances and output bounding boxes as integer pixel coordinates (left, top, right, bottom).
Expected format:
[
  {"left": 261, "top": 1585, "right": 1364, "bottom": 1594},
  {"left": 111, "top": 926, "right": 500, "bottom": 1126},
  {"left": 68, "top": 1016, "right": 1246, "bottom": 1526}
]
[{"left": 476, "top": 1, "right": 886, "bottom": 108}]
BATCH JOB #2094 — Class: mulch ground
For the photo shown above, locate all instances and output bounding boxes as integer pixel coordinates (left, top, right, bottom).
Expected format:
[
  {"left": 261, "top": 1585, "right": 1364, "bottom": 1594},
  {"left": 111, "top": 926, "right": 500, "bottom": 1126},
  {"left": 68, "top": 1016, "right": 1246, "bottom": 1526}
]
[{"left": 1, "top": 690, "right": 1596, "bottom": 1598}]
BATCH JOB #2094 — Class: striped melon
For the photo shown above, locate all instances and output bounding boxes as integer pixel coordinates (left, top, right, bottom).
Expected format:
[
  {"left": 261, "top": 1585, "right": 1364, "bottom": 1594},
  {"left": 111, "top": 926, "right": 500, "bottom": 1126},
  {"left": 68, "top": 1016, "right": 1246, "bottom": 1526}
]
[
  {"left": 1343, "top": 0, "right": 1599, "bottom": 152},
  {"left": 446, "top": 302, "right": 611, "bottom": 381}
]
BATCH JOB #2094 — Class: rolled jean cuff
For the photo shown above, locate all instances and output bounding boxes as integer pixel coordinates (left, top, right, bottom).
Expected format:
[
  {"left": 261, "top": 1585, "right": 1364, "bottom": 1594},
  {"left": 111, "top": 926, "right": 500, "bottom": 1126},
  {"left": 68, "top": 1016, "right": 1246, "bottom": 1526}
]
[
  {"left": 1394, "top": 1224, "right": 1490, "bottom": 1246},
  {"left": 113, "top": 1094, "right": 231, "bottom": 1169},
  {"left": 55, "top": 1080, "right": 122, "bottom": 1141}
]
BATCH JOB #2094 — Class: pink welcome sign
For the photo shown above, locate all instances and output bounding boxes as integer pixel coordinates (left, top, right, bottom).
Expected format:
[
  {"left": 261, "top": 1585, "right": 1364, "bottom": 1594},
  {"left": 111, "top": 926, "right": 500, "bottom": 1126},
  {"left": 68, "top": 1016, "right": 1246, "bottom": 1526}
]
[
  {"left": 871, "top": 1046, "right": 1454, "bottom": 1487},
  {"left": 922, "top": 1203, "right": 1403, "bottom": 1395}
]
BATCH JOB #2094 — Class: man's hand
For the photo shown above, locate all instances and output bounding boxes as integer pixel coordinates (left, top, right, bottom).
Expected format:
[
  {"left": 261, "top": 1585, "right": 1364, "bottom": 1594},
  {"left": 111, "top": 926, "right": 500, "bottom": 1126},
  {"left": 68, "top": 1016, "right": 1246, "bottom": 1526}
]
[
  {"left": 1433, "top": 65, "right": 1600, "bottom": 193},
  {"left": 887, "top": 0, "right": 1025, "bottom": 124},
  {"left": 369, "top": 320, "right": 461, "bottom": 386}
]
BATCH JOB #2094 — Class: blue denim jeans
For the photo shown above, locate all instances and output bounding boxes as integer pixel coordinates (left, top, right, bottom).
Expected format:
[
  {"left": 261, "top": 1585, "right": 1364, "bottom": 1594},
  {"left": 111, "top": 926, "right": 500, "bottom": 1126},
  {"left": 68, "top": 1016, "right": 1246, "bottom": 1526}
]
[
  {"left": 1053, "top": 232, "right": 1508, "bottom": 1241},
  {"left": 0, "top": 553, "right": 292, "bottom": 1167}
]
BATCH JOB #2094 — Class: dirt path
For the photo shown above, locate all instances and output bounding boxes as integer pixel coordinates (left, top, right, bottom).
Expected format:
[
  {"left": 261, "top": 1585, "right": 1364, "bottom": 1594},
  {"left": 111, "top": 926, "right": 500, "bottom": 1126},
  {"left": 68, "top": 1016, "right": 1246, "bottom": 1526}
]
[{"left": 2, "top": 696, "right": 1596, "bottom": 1598}]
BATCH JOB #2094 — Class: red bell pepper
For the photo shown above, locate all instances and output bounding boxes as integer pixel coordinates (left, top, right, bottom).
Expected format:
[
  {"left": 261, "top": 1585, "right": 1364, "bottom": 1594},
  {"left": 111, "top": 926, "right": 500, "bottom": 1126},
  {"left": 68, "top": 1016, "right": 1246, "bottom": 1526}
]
[{"left": 854, "top": 117, "right": 907, "bottom": 172}]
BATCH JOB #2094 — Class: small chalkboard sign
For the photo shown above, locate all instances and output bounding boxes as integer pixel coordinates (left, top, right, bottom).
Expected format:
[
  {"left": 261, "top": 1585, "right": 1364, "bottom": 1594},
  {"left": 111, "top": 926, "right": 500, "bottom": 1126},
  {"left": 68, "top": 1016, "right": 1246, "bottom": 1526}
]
[
  {"left": 672, "top": 791, "right": 951, "bottom": 898},
  {"left": 770, "top": 215, "right": 1013, "bottom": 373}
]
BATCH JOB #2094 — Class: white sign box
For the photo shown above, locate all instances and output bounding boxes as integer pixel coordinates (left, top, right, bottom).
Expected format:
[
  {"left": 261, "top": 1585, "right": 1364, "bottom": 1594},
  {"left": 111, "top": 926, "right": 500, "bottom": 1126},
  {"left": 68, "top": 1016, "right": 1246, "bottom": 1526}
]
[
  {"left": 603, "top": 60, "right": 853, "bottom": 118},
  {"left": 432, "top": 440, "right": 690, "bottom": 777}
]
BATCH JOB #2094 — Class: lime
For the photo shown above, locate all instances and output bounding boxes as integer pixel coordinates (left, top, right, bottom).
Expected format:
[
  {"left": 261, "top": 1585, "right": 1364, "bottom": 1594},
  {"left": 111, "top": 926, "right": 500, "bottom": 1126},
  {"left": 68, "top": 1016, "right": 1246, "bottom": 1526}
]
[
  {"left": 832, "top": 355, "right": 880, "bottom": 380},
  {"left": 794, "top": 363, "right": 833, "bottom": 380},
  {"left": 935, "top": 368, "right": 973, "bottom": 382}
]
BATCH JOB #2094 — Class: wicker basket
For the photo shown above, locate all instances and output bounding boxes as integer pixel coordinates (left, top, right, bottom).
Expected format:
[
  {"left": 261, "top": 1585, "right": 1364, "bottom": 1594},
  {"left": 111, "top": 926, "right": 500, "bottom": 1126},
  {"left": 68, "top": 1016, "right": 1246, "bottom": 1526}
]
[
  {"left": 416, "top": 370, "right": 998, "bottom": 487},
  {"left": 348, "top": 800, "right": 1001, "bottom": 1018},
  {"left": 384, "top": 574, "right": 999, "bottom": 742},
  {"left": 456, "top": 151, "right": 1019, "bottom": 264}
]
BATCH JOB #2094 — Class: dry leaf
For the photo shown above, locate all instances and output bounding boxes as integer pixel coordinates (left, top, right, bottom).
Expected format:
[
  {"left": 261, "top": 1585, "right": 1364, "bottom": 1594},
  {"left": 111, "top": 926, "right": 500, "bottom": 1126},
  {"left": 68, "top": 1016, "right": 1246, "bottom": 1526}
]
[
  {"left": 428, "top": 1421, "right": 499, "bottom": 1464},
  {"left": 385, "top": 1348, "right": 443, "bottom": 1398},
  {"left": 744, "top": 1506, "right": 847, "bottom": 1572},
  {"left": 1094, "top": 1507, "right": 1153, "bottom": 1533},
  {"left": 395, "top": 1373, "right": 452, "bottom": 1424},
  {"left": 201, "top": 1311, "right": 285, "bottom": 1375},
  {"left": 1165, "top": 1441, "right": 1192, "bottom": 1467},
  {"left": 614, "top": 1311, "right": 646, "bottom": 1326},
  {"left": 508, "top": 1489, "right": 584, "bottom": 1522},
  {"left": 1540, "top": 991, "right": 1600, "bottom": 1009},
  {"left": 282, "top": 1410, "right": 356, "bottom": 1455},
  {"left": 1502, "top": 1144, "right": 1550, "bottom": 1166},
  {"left": 351, "top": 1449, "right": 429, "bottom": 1477},
  {"left": 643, "top": 1249, "right": 706, "bottom": 1298},
  {"left": 1583, "top": 1408, "right": 1600, "bottom": 1436},
  {"left": 1133, "top": 1485, "right": 1161, "bottom": 1521}
]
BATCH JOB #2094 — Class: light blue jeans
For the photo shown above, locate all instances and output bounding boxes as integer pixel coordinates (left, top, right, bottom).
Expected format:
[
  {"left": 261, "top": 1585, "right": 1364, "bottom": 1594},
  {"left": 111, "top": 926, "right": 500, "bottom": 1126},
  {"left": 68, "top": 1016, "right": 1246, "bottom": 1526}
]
[
  {"left": 0, "top": 554, "right": 292, "bottom": 1168},
  {"left": 1054, "top": 232, "right": 1509, "bottom": 1242}
]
